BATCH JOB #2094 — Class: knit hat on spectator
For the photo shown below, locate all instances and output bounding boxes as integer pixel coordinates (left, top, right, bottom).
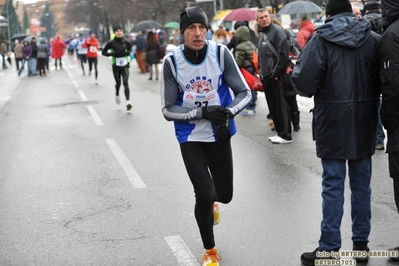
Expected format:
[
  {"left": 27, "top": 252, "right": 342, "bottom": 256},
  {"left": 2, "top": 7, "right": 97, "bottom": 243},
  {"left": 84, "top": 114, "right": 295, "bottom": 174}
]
[
  {"left": 363, "top": 1, "right": 381, "bottom": 14},
  {"left": 180, "top": 6, "right": 208, "bottom": 33},
  {"left": 325, "top": 0, "right": 352, "bottom": 16}
]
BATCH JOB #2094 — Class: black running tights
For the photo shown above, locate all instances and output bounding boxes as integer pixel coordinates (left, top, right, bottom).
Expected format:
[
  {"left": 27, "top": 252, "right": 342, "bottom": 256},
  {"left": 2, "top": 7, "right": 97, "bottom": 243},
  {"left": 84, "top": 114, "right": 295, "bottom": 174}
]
[
  {"left": 88, "top": 57, "right": 98, "bottom": 79},
  {"left": 179, "top": 141, "right": 233, "bottom": 249},
  {"left": 112, "top": 65, "right": 130, "bottom": 100}
]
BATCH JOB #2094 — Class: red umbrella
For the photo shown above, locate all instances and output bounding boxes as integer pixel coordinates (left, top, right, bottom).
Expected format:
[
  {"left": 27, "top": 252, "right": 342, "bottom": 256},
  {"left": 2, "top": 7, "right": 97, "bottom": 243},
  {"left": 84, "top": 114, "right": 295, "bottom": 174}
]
[{"left": 223, "top": 8, "right": 256, "bottom": 22}]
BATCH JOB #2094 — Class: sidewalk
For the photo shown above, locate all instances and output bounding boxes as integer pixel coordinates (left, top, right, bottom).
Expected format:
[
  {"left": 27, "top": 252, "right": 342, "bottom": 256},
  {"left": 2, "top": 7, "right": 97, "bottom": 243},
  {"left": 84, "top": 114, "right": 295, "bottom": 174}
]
[{"left": 0, "top": 61, "right": 21, "bottom": 112}]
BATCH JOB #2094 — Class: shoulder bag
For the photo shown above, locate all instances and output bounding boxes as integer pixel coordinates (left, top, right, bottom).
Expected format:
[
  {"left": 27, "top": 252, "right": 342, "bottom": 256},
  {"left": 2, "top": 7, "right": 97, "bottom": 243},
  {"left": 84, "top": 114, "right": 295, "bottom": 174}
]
[{"left": 261, "top": 33, "right": 295, "bottom": 93}]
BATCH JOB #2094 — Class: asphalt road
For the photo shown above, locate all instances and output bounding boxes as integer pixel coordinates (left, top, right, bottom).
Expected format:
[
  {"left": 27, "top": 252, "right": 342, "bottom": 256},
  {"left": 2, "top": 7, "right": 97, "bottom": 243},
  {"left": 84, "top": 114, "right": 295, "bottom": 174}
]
[{"left": 0, "top": 54, "right": 398, "bottom": 266}]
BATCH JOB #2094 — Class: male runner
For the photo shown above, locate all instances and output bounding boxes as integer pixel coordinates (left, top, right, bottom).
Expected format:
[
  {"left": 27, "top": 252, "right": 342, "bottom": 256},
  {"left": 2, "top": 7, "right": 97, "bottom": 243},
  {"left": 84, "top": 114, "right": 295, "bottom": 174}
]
[
  {"left": 76, "top": 34, "right": 87, "bottom": 75},
  {"left": 160, "top": 6, "right": 251, "bottom": 266},
  {"left": 102, "top": 25, "right": 133, "bottom": 111},
  {"left": 83, "top": 32, "right": 101, "bottom": 84}
]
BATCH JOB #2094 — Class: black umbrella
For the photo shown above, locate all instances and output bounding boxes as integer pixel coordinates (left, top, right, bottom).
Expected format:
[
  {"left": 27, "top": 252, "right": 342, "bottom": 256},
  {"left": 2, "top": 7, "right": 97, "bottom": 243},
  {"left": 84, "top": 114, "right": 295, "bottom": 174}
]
[
  {"left": 132, "top": 20, "right": 162, "bottom": 32},
  {"left": 23, "top": 36, "right": 35, "bottom": 43},
  {"left": 277, "top": 1, "right": 322, "bottom": 15},
  {"left": 11, "top": 33, "right": 27, "bottom": 42}
]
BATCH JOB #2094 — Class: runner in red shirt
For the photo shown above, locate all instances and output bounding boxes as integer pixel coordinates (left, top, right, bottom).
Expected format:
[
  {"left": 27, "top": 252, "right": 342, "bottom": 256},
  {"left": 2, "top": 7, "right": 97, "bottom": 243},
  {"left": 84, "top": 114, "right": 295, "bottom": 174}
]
[{"left": 83, "top": 32, "right": 101, "bottom": 84}]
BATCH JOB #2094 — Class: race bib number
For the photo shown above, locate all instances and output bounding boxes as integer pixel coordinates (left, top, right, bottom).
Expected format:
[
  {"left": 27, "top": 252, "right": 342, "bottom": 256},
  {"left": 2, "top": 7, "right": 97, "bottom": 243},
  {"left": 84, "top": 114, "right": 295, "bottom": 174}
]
[
  {"left": 115, "top": 57, "right": 127, "bottom": 67},
  {"left": 89, "top": 46, "right": 97, "bottom": 53},
  {"left": 183, "top": 90, "right": 219, "bottom": 108}
]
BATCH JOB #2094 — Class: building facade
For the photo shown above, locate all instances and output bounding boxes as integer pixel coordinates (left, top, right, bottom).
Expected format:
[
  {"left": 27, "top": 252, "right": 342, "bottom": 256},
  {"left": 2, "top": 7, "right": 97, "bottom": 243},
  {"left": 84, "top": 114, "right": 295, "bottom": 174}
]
[{"left": 13, "top": 0, "right": 73, "bottom": 38}]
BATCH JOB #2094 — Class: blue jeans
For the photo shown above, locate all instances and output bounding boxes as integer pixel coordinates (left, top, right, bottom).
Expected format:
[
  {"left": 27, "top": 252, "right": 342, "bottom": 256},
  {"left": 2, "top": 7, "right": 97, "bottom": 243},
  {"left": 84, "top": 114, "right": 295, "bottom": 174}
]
[
  {"left": 18, "top": 58, "right": 28, "bottom": 76},
  {"left": 28, "top": 58, "right": 37, "bottom": 76},
  {"left": 1, "top": 53, "right": 6, "bottom": 68},
  {"left": 319, "top": 158, "right": 372, "bottom": 251},
  {"left": 376, "top": 98, "right": 385, "bottom": 145}
]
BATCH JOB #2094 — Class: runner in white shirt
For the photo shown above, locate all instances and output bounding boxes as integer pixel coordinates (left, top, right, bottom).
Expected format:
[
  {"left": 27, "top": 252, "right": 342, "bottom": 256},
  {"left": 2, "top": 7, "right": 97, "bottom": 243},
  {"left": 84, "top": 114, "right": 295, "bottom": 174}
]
[{"left": 76, "top": 34, "right": 87, "bottom": 75}]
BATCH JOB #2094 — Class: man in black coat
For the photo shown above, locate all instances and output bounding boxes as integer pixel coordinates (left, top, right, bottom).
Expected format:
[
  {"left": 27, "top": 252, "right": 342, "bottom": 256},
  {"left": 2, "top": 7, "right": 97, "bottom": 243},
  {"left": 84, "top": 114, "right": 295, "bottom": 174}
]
[
  {"left": 380, "top": 0, "right": 399, "bottom": 260},
  {"left": 256, "top": 8, "right": 292, "bottom": 144},
  {"left": 292, "top": 0, "right": 381, "bottom": 264}
]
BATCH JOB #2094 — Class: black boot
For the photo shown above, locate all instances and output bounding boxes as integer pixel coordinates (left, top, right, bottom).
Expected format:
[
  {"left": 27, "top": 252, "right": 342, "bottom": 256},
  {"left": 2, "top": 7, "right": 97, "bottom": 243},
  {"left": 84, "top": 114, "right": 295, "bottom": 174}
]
[
  {"left": 352, "top": 242, "right": 369, "bottom": 262},
  {"left": 301, "top": 248, "right": 340, "bottom": 266},
  {"left": 388, "top": 247, "right": 399, "bottom": 261},
  {"left": 292, "top": 111, "right": 300, "bottom": 131}
]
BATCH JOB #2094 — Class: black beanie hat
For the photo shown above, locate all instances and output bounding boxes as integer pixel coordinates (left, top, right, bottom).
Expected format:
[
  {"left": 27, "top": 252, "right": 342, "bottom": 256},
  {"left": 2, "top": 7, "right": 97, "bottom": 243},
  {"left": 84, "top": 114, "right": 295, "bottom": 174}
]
[
  {"left": 180, "top": 6, "right": 208, "bottom": 33},
  {"left": 113, "top": 25, "right": 122, "bottom": 32},
  {"left": 325, "top": 0, "right": 352, "bottom": 16},
  {"left": 363, "top": 1, "right": 381, "bottom": 13}
]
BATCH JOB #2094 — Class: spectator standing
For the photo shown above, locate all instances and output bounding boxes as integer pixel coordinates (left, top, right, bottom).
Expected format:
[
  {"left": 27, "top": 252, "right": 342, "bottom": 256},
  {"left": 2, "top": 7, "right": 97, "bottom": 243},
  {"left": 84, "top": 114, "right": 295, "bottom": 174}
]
[
  {"left": 29, "top": 37, "right": 38, "bottom": 76},
  {"left": 256, "top": 8, "right": 292, "bottom": 144},
  {"left": 205, "top": 26, "right": 213, "bottom": 40},
  {"left": 364, "top": 1, "right": 385, "bottom": 151},
  {"left": 13, "top": 40, "right": 23, "bottom": 71},
  {"left": 364, "top": 1, "right": 383, "bottom": 33},
  {"left": 213, "top": 25, "right": 229, "bottom": 45},
  {"left": 226, "top": 21, "right": 247, "bottom": 55},
  {"left": 52, "top": 36, "right": 65, "bottom": 70},
  {"left": 234, "top": 25, "right": 258, "bottom": 116},
  {"left": 292, "top": 0, "right": 381, "bottom": 264},
  {"left": 313, "top": 14, "right": 324, "bottom": 23},
  {"left": 296, "top": 17, "right": 316, "bottom": 49},
  {"left": 135, "top": 31, "right": 147, "bottom": 73},
  {"left": 145, "top": 32, "right": 161, "bottom": 81},
  {"left": 272, "top": 17, "right": 301, "bottom": 131},
  {"left": 46, "top": 38, "right": 51, "bottom": 71},
  {"left": 37, "top": 39, "right": 48, "bottom": 76},
  {"left": 18, "top": 41, "right": 32, "bottom": 77},
  {"left": 1, "top": 41, "right": 8, "bottom": 69},
  {"left": 352, "top": 5, "right": 362, "bottom": 18},
  {"left": 379, "top": 0, "right": 399, "bottom": 259}
]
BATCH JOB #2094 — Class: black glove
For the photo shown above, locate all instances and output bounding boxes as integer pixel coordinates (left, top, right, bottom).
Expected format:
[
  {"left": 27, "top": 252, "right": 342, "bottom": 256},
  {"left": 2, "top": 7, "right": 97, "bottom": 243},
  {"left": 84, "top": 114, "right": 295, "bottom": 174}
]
[
  {"left": 202, "top": 106, "right": 228, "bottom": 125},
  {"left": 215, "top": 121, "right": 231, "bottom": 143}
]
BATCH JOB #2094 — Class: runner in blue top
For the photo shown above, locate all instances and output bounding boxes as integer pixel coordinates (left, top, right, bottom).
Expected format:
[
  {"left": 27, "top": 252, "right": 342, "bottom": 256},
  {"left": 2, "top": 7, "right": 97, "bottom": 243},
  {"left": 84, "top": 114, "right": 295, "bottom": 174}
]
[{"left": 160, "top": 6, "right": 251, "bottom": 266}]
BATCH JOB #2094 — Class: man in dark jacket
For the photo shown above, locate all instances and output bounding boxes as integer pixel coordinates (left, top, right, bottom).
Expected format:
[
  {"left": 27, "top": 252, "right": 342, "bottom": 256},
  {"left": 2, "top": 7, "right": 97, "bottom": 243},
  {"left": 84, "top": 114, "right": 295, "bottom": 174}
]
[
  {"left": 256, "top": 8, "right": 292, "bottom": 144},
  {"left": 364, "top": 1, "right": 383, "bottom": 33},
  {"left": 380, "top": 0, "right": 399, "bottom": 260},
  {"left": 135, "top": 31, "right": 146, "bottom": 73},
  {"left": 292, "top": 0, "right": 381, "bottom": 264},
  {"left": 363, "top": 1, "right": 386, "bottom": 151},
  {"left": 29, "top": 37, "right": 38, "bottom": 76}
]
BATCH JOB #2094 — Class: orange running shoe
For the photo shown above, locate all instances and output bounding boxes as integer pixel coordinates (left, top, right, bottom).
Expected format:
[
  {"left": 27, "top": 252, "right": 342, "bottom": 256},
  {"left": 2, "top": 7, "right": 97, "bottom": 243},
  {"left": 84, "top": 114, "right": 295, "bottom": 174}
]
[
  {"left": 201, "top": 247, "right": 221, "bottom": 266},
  {"left": 213, "top": 203, "right": 220, "bottom": 225}
]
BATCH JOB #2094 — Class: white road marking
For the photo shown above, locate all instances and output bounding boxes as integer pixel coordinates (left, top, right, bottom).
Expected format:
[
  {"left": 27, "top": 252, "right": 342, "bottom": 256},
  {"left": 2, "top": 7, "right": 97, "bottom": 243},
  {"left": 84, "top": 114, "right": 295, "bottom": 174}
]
[
  {"left": 106, "top": 139, "right": 147, "bottom": 189},
  {"left": 165, "top": 235, "right": 198, "bottom": 266},
  {"left": 73, "top": 80, "right": 79, "bottom": 88},
  {"left": 86, "top": 105, "right": 103, "bottom": 126},
  {"left": 78, "top": 90, "right": 88, "bottom": 101},
  {"left": 64, "top": 65, "right": 73, "bottom": 79}
]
